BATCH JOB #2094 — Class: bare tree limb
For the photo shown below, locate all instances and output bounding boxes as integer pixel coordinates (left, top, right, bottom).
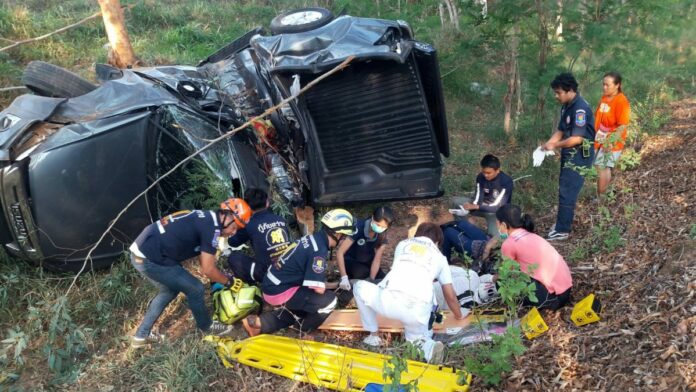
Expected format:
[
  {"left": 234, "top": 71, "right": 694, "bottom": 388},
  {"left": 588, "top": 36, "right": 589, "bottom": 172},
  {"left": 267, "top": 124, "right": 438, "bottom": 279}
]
[
  {"left": 0, "top": 86, "right": 27, "bottom": 92},
  {"left": 64, "top": 56, "right": 356, "bottom": 295},
  {"left": 0, "top": 11, "right": 102, "bottom": 53},
  {"left": 0, "top": 7, "right": 132, "bottom": 53}
]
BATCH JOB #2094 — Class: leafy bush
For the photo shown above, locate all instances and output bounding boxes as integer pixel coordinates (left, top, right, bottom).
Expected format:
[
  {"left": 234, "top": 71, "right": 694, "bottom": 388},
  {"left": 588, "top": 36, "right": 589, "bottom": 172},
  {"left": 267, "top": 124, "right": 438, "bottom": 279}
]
[
  {"left": 456, "top": 258, "right": 537, "bottom": 386},
  {"left": 617, "top": 148, "right": 641, "bottom": 171}
]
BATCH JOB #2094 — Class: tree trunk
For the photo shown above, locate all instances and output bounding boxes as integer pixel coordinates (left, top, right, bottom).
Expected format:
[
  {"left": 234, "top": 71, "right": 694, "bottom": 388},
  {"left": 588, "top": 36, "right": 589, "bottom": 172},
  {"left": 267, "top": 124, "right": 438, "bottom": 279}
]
[
  {"left": 475, "top": 0, "right": 488, "bottom": 17},
  {"left": 443, "top": 0, "right": 460, "bottom": 31},
  {"left": 98, "top": 0, "right": 138, "bottom": 68},
  {"left": 439, "top": 4, "right": 446, "bottom": 29},
  {"left": 535, "top": 0, "right": 551, "bottom": 130},
  {"left": 555, "top": 0, "right": 564, "bottom": 41},
  {"left": 503, "top": 23, "right": 520, "bottom": 136}
]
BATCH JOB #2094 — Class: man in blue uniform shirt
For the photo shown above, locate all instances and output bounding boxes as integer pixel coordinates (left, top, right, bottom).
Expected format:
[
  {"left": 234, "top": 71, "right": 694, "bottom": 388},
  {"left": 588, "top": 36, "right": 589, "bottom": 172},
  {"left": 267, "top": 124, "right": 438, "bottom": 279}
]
[
  {"left": 129, "top": 198, "right": 252, "bottom": 348},
  {"left": 226, "top": 188, "right": 291, "bottom": 285},
  {"left": 542, "top": 73, "right": 596, "bottom": 241},
  {"left": 452, "top": 154, "right": 513, "bottom": 236},
  {"left": 241, "top": 209, "right": 357, "bottom": 337}
]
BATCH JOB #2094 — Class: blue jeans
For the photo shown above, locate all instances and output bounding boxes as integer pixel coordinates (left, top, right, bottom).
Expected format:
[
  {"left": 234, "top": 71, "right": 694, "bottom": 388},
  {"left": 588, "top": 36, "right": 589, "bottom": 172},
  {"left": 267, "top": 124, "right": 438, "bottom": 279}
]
[
  {"left": 555, "top": 164, "right": 586, "bottom": 233},
  {"left": 442, "top": 220, "right": 488, "bottom": 261},
  {"left": 131, "top": 253, "right": 211, "bottom": 338}
]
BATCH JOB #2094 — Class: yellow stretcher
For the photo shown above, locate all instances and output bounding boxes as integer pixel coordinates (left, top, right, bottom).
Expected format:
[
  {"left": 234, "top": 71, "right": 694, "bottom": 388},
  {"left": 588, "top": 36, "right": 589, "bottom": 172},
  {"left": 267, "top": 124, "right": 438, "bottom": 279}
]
[{"left": 208, "top": 335, "right": 471, "bottom": 392}]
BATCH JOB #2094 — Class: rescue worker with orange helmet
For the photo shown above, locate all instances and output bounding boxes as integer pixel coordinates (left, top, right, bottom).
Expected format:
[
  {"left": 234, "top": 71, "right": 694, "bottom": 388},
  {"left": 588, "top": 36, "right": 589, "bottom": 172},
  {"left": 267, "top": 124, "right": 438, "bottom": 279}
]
[{"left": 128, "top": 197, "right": 252, "bottom": 348}]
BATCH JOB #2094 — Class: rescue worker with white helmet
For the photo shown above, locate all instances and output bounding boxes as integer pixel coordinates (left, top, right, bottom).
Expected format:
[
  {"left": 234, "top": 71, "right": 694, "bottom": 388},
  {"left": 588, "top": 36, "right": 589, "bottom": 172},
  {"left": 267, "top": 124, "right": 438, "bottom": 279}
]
[
  {"left": 129, "top": 197, "right": 252, "bottom": 348},
  {"left": 242, "top": 209, "right": 357, "bottom": 337}
]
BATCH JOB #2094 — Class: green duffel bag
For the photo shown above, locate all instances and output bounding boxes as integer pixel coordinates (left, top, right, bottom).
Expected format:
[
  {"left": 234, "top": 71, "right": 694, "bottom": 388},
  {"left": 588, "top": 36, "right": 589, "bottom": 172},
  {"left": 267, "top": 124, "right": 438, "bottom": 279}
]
[{"left": 213, "top": 284, "right": 263, "bottom": 325}]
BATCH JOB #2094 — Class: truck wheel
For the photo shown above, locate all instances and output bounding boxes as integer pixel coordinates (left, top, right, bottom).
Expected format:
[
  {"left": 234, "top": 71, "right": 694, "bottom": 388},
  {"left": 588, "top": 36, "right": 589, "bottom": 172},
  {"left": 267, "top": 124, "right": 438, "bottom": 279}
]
[
  {"left": 270, "top": 7, "right": 334, "bottom": 35},
  {"left": 22, "top": 61, "right": 97, "bottom": 98}
]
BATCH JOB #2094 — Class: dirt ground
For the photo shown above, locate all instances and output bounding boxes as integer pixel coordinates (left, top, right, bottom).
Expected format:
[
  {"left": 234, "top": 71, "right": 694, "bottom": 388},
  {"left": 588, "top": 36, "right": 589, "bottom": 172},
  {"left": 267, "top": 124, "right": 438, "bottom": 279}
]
[
  {"left": 496, "top": 99, "right": 695, "bottom": 391},
  {"left": 70, "top": 99, "right": 695, "bottom": 391},
  {"left": 332, "top": 99, "right": 696, "bottom": 391}
]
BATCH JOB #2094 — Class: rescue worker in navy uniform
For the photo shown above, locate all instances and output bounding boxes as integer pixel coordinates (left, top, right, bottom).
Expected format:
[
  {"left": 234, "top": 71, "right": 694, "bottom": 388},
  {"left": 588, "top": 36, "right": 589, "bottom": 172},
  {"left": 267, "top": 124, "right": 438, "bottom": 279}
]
[
  {"left": 129, "top": 198, "right": 252, "bottom": 348},
  {"left": 542, "top": 73, "right": 596, "bottom": 241},
  {"left": 335, "top": 206, "right": 394, "bottom": 287},
  {"left": 226, "top": 188, "right": 291, "bottom": 285},
  {"left": 241, "top": 209, "right": 357, "bottom": 337}
]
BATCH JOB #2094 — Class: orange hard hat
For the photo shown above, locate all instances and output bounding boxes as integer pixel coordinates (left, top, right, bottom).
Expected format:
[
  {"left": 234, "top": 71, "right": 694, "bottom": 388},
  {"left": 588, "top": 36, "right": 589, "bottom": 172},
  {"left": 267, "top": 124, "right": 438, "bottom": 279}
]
[{"left": 220, "top": 198, "right": 251, "bottom": 228}]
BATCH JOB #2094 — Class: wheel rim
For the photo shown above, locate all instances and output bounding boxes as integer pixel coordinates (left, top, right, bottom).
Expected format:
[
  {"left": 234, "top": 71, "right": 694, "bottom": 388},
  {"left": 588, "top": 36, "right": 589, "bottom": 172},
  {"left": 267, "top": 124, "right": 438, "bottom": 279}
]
[{"left": 280, "top": 11, "right": 323, "bottom": 26}]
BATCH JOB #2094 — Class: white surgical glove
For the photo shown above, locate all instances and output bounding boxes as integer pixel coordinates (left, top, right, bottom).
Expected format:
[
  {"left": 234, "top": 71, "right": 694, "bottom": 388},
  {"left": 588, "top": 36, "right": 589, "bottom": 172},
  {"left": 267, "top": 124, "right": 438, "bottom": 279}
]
[
  {"left": 290, "top": 74, "right": 301, "bottom": 97},
  {"left": 448, "top": 207, "right": 469, "bottom": 217},
  {"left": 533, "top": 146, "right": 555, "bottom": 167},
  {"left": 339, "top": 275, "right": 351, "bottom": 291}
]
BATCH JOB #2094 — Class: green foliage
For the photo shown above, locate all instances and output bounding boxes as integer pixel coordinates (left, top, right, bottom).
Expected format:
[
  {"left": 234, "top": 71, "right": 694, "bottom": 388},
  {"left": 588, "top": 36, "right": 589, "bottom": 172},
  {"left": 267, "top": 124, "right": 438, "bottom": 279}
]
[
  {"left": 454, "top": 257, "right": 537, "bottom": 386},
  {"left": 126, "top": 336, "right": 227, "bottom": 390},
  {"left": 592, "top": 206, "right": 625, "bottom": 253},
  {"left": 496, "top": 257, "right": 538, "bottom": 315},
  {"left": 381, "top": 341, "right": 421, "bottom": 392},
  {"left": 572, "top": 203, "right": 626, "bottom": 261},
  {"left": 179, "top": 159, "right": 230, "bottom": 210},
  {"left": 463, "top": 326, "right": 526, "bottom": 386},
  {"left": 99, "top": 258, "right": 139, "bottom": 308},
  {"left": 690, "top": 224, "right": 696, "bottom": 240},
  {"left": 1, "top": 328, "right": 28, "bottom": 366},
  {"left": 617, "top": 148, "right": 642, "bottom": 171}
]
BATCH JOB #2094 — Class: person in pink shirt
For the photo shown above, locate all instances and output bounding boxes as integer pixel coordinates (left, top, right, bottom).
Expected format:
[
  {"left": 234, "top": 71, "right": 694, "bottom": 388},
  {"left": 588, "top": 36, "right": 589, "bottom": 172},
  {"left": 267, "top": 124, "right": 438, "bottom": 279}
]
[{"left": 495, "top": 204, "right": 572, "bottom": 310}]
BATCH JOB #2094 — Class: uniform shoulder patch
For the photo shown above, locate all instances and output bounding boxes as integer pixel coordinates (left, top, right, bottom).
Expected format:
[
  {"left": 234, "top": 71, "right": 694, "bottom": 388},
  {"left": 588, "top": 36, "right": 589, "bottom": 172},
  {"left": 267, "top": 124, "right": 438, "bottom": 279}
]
[
  {"left": 575, "top": 110, "right": 586, "bottom": 127},
  {"left": 211, "top": 229, "right": 220, "bottom": 248},
  {"left": 312, "top": 256, "right": 326, "bottom": 273}
]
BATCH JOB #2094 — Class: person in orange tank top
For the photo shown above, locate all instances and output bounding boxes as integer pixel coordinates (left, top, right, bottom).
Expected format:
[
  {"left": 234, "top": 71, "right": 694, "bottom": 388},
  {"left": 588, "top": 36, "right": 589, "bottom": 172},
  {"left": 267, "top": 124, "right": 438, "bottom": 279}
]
[{"left": 594, "top": 72, "right": 630, "bottom": 195}]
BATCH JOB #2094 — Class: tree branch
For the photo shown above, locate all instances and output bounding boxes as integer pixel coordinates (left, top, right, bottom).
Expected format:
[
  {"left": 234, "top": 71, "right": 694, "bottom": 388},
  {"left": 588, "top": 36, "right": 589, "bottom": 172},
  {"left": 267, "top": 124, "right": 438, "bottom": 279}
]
[
  {"left": 0, "top": 86, "right": 28, "bottom": 92},
  {"left": 0, "top": 7, "right": 135, "bottom": 53},
  {"left": 64, "top": 56, "right": 355, "bottom": 295},
  {"left": 0, "top": 11, "right": 102, "bottom": 53}
]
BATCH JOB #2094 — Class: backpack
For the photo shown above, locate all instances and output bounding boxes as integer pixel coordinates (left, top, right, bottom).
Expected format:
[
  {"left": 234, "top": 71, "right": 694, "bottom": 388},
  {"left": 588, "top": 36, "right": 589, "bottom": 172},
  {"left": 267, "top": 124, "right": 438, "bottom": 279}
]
[{"left": 212, "top": 284, "right": 263, "bottom": 324}]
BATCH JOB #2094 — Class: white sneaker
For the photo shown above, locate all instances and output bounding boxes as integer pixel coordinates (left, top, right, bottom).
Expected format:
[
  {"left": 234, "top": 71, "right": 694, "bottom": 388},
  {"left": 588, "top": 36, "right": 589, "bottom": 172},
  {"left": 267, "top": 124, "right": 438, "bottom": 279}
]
[
  {"left": 547, "top": 231, "right": 569, "bottom": 241},
  {"left": 208, "top": 320, "right": 234, "bottom": 336},
  {"left": 363, "top": 334, "right": 383, "bottom": 347},
  {"left": 429, "top": 341, "right": 445, "bottom": 364},
  {"left": 130, "top": 332, "right": 164, "bottom": 348}
]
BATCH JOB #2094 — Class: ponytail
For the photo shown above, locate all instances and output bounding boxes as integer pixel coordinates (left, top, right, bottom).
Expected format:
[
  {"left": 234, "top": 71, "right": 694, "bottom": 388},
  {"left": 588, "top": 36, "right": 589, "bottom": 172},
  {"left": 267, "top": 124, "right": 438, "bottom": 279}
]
[
  {"left": 495, "top": 204, "right": 535, "bottom": 233},
  {"left": 521, "top": 214, "right": 535, "bottom": 233}
]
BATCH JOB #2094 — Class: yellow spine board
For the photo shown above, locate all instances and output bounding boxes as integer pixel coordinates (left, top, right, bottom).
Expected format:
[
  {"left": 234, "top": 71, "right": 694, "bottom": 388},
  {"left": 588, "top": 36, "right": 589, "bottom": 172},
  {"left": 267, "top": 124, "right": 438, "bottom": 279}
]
[{"left": 212, "top": 335, "right": 471, "bottom": 392}]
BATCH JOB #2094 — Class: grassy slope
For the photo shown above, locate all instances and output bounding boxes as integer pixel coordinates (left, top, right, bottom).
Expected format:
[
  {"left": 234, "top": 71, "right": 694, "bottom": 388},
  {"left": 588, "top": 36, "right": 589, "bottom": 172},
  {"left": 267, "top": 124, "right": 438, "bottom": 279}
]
[{"left": 0, "top": 0, "right": 694, "bottom": 390}]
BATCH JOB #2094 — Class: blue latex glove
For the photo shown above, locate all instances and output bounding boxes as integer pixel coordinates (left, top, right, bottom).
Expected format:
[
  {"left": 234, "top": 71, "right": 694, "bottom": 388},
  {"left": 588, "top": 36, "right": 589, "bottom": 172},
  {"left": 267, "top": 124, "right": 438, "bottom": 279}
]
[{"left": 211, "top": 282, "right": 225, "bottom": 293}]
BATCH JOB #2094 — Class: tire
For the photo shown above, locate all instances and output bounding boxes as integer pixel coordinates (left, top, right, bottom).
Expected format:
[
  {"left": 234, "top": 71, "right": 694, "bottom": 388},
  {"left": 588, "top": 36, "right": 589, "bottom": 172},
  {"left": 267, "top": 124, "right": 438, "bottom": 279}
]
[
  {"left": 22, "top": 61, "right": 97, "bottom": 98},
  {"left": 270, "top": 7, "right": 334, "bottom": 35}
]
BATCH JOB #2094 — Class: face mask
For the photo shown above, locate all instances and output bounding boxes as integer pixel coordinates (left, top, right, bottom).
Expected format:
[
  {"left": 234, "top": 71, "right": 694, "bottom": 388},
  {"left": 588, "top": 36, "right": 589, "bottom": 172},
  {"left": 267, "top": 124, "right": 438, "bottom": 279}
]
[
  {"left": 370, "top": 221, "right": 387, "bottom": 234},
  {"left": 498, "top": 223, "right": 508, "bottom": 240}
]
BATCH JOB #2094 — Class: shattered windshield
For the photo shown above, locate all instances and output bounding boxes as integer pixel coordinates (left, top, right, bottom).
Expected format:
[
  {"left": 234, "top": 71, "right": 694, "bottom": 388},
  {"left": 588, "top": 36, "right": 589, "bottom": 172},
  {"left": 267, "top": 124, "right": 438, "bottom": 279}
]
[{"left": 153, "top": 106, "right": 237, "bottom": 211}]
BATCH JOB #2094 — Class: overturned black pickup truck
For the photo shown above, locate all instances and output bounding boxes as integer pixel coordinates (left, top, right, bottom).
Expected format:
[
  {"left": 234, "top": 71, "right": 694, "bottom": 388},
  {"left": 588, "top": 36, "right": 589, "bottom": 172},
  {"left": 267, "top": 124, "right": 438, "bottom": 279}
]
[{"left": 0, "top": 8, "right": 449, "bottom": 271}]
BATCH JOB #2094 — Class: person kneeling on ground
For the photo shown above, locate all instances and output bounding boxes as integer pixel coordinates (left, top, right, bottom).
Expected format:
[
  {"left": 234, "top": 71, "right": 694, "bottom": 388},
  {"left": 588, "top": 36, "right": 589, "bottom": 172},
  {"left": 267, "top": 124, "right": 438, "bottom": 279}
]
[
  {"left": 353, "top": 223, "right": 465, "bottom": 364},
  {"left": 333, "top": 206, "right": 394, "bottom": 291},
  {"left": 441, "top": 219, "right": 498, "bottom": 273},
  {"left": 496, "top": 204, "right": 572, "bottom": 310},
  {"left": 452, "top": 154, "right": 513, "bottom": 236},
  {"left": 226, "top": 188, "right": 291, "bottom": 285},
  {"left": 242, "top": 209, "right": 357, "bottom": 337},
  {"left": 129, "top": 198, "right": 252, "bottom": 348}
]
